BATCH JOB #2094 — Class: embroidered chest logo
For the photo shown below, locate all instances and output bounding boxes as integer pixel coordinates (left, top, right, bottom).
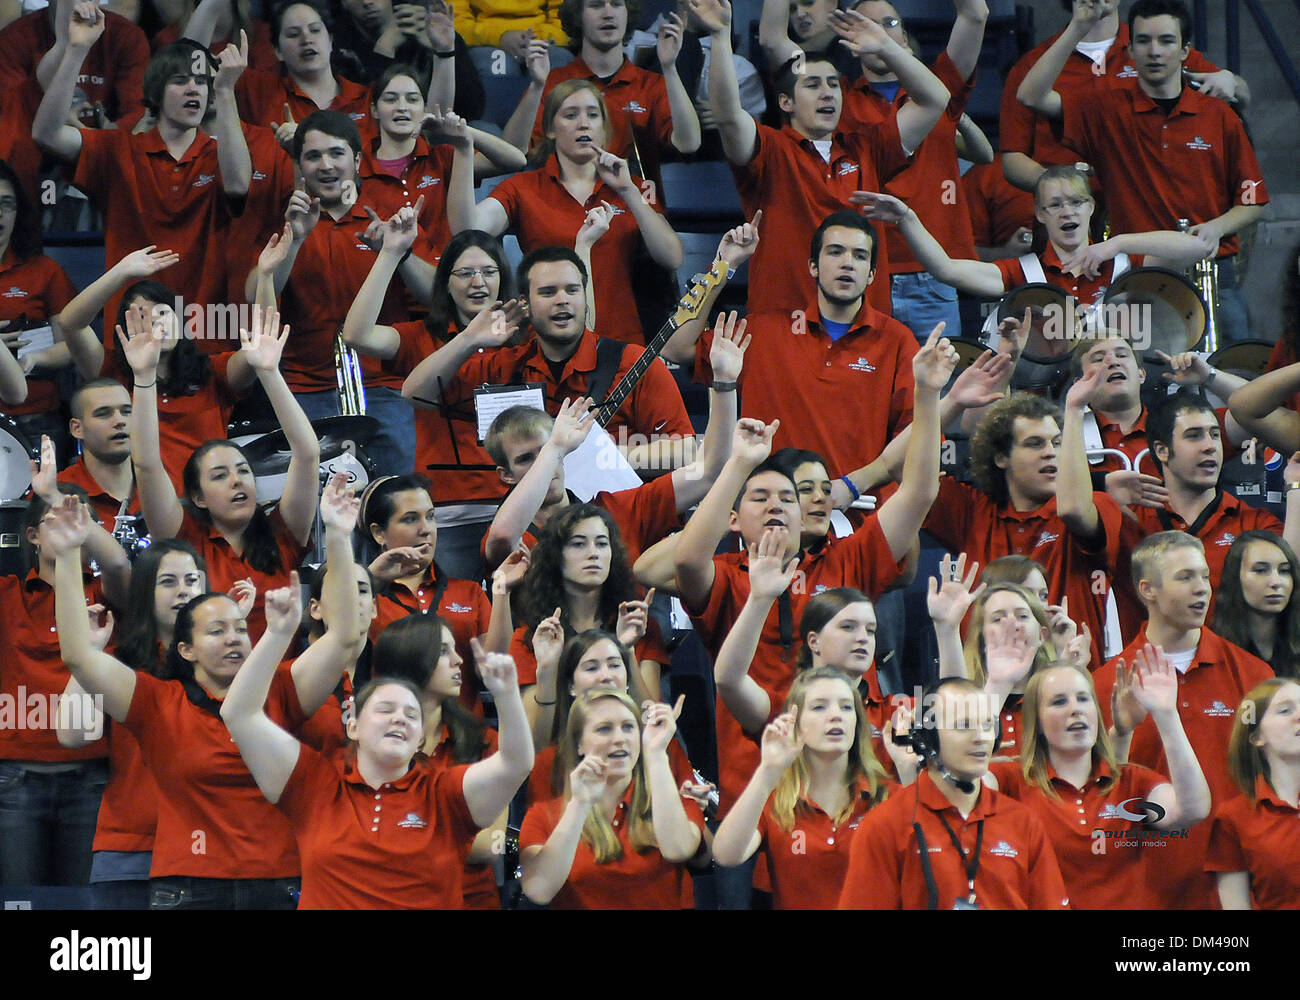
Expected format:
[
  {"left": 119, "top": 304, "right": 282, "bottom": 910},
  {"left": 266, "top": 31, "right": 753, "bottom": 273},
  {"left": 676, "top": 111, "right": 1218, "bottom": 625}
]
[
  {"left": 350, "top": 112, "right": 367, "bottom": 121},
  {"left": 417, "top": 175, "right": 440, "bottom": 189},
  {"left": 989, "top": 841, "right": 1019, "bottom": 859},
  {"left": 623, "top": 101, "right": 648, "bottom": 115},
  {"left": 1, "top": 286, "right": 28, "bottom": 298},
  {"left": 847, "top": 357, "right": 876, "bottom": 373},
  {"left": 252, "top": 169, "right": 267, "bottom": 181},
  {"left": 1118, "top": 65, "right": 1138, "bottom": 78},
  {"left": 446, "top": 602, "right": 474, "bottom": 613},
  {"left": 812, "top": 584, "right": 829, "bottom": 595},
  {"left": 192, "top": 174, "right": 216, "bottom": 188},
  {"left": 837, "top": 161, "right": 859, "bottom": 177},
  {"left": 1033, "top": 531, "right": 1060, "bottom": 548},
  {"left": 1204, "top": 700, "right": 1234, "bottom": 717},
  {"left": 1186, "top": 136, "right": 1213, "bottom": 151},
  {"left": 1214, "top": 531, "right": 1236, "bottom": 547},
  {"left": 397, "top": 813, "right": 428, "bottom": 829}
]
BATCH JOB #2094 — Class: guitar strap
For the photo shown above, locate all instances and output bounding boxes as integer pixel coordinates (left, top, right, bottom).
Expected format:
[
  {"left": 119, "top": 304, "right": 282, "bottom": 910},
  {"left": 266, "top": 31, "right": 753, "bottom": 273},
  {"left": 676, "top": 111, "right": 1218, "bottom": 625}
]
[{"left": 587, "top": 338, "right": 629, "bottom": 408}]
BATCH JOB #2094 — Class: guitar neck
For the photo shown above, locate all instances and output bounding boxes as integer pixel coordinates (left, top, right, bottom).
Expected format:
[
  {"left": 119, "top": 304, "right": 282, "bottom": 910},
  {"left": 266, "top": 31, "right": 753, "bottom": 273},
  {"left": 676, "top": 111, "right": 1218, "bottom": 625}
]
[{"left": 594, "top": 317, "right": 679, "bottom": 429}]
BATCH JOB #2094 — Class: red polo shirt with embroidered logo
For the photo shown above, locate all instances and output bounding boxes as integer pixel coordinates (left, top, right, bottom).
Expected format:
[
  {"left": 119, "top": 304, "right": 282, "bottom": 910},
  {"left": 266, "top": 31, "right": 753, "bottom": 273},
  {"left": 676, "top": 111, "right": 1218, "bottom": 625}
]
[
  {"left": 1206, "top": 777, "right": 1300, "bottom": 910},
  {"left": 0, "top": 249, "right": 77, "bottom": 415}
]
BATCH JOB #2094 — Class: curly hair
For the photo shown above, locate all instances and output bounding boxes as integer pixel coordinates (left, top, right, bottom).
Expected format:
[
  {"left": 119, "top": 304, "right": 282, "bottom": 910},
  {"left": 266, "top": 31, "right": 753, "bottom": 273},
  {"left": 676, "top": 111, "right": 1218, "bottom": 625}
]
[{"left": 968, "top": 393, "right": 1060, "bottom": 505}]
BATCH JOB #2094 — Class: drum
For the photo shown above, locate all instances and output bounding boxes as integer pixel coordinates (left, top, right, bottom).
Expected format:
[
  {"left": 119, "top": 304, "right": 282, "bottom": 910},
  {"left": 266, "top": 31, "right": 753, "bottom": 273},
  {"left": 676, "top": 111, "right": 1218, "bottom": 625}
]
[
  {"left": 0, "top": 415, "right": 36, "bottom": 501},
  {"left": 994, "top": 284, "right": 1075, "bottom": 399},
  {"left": 1100, "top": 267, "right": 1206, "bottom": 357}
]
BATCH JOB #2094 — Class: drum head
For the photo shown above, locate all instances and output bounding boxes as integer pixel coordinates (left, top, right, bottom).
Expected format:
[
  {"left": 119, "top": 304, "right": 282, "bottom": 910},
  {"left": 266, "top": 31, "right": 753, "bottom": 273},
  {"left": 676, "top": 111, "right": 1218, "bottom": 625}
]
[
  {"left": 0, "top": 417, "right": 35, "bottom": 501},
  {"left": 950, "top": 338, "right": 989, "bottom": 374},
  {"left": 1208, "top": 339, "right": 1274, "bottom": 380},
  {"left": 998, "top": 283, "right": 1073, "bottom": 362},
  {"left": 1101, "top": 267, "right": 1206, "bottom": 356}
]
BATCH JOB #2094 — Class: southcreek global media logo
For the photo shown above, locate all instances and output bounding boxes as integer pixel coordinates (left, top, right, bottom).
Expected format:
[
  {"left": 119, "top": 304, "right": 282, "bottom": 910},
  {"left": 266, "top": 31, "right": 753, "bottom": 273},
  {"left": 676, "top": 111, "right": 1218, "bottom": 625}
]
[{"left": 1090, "top": 798, "right": 1189, "bottom": 854}]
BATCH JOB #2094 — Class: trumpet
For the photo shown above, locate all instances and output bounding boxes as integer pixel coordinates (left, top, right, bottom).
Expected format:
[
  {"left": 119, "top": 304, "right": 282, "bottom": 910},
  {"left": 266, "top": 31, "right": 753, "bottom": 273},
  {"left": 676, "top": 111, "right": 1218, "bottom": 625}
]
[
  {"left": 335, "top": 330, "right": 367, "bottom": 416},
  {"left": 1177, "top": 218, "right": 1220, "bottom": 353}
]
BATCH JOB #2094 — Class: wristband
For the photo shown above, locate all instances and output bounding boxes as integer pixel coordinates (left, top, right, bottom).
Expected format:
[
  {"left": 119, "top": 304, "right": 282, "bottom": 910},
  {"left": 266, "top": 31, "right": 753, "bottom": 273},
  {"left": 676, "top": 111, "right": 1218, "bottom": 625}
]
[
  {"left": 134, "top": 379, "right": 156, "bottom": 389},
  {"left": 1286, "top": 482, "right": 1300, "bottom": 493},
  {"left": 534, "top": 698, "right": 556, "bottom": 706},
  {"left": 711, "top": 380, "right": 737, "bottom": 392},
  {"left": 399, "top": 248, "right": 413, "bottom": 266},
  {"left": 840, "top": 475, "right": 860, "bottom": 501},
  {"left": 435, "top": 48, "right": 456, "bottom": 58}
]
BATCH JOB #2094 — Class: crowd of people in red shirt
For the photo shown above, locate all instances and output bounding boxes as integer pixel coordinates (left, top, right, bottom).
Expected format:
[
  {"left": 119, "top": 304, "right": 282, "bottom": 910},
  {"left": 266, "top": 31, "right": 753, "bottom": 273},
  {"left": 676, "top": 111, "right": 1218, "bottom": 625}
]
[{"left": 0, "top": 0, "right": 1295, "bottom": 911}]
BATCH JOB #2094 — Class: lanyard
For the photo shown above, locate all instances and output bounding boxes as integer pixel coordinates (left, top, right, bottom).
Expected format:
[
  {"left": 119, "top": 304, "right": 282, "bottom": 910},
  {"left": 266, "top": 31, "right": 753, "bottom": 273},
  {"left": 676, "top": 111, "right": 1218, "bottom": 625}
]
[{"left": 937, "top": 813, "right": 984, "bottom": 908}]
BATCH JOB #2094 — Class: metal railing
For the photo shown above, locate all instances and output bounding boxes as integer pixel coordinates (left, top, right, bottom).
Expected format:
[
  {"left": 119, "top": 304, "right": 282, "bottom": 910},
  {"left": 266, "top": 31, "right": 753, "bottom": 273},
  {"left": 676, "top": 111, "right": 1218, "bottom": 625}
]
[{"left": 1195, "top": 0, "right": 1300, "bottom": 107}]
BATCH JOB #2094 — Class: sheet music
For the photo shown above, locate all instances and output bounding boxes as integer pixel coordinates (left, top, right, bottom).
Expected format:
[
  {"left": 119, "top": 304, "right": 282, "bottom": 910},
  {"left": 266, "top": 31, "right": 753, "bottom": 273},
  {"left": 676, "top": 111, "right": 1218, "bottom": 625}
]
[
  {"left": 473, "top": 384, "right": 546, "bottom": 443},
  {"left": 562, "top": 423, "right": 642, "bottom": 499}
]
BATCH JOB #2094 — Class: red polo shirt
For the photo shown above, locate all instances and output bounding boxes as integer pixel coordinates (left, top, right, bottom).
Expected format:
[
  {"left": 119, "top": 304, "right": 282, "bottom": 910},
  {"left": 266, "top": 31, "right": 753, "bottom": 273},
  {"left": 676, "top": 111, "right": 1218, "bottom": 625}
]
[
  {"left": 509, "top": 616, "right": 669, "bottom": 686},
  {"left": 442, "top": 328, "right": 693, "bottom": 444},
  {"left": 733, "top": 121, "right": 909, "bottom": 317},
  {"left": 990, "top": 758, "right": 1171, "bottom": 910},
  {"left": 125, "top": 668, "right": 304, "bottom": 879},
  {"left": 278, "top": 746, "right": 479, "bottom": 909},
  {"left": 92, "top": 716, "right": 159, "bottom": 854},
  {"left": 279, "top": 200, "right": 412, "bottom": 393},
  {"left": 1089, "top": 404, "right": 1237, "bottom": 480},
  {"left": 838, "top": 770, "right": 1070, "bottom": 909},
  {"left": 153, "top": 20, "right": 280, "bottom": 73},
  {"left": 519, "top": 784, "right": 705, "bottom": 909},
  {"left": 0, "top": 9, "right": 147, "bottom": 127},
  {"left": 528, "top": 738, "right": 693, "bottom": 804},
  {"left": 176, "top": 506, "right": 312, "bottom": 643},
  {"left": 0, "top": 249, "right": 77, "bottom": 416},
  {"left": 1206, "top": 777, "right": 1300, "bottom": 910},
  {"left": 999, "top": 25, "right": 1219, "bottom": 179},
  {"left": 995, "top": 246, "right": 1147, "bottom": 308},
  {"left": 1061, "top": 77, "right": 1267, "bottom": 258},
  {"left": 0, "top": 88, "right": 44, "bottom": 206},
  {"left": 923, "top": 477, "right": 1124, "bottom": 669},
  {"left": 359, "top": 137, "right": 452, "bottom": 267},
  {"left": 686, "top": 516, "right": 905, "bottom": 812},
  {"left": 0, "top": 570, "right": 106, "bottom": 762},
  {"left": 1096, "top": 625, "right": 1274, "bottom": 908},
  {"left": 73, "top": 127, "right": 242, "bottom": 358},
  {"left": 427, "top": 726, "right": 500, "bottom": 909},
  {"left": 692, "top": 295, "right": 916, "bottom": 478},
  {"left": 235, "top": 68, "right": 373, "bottom": 139},
  {"left": 489, "top": 156, "right": 668, "bottom": 345},
  {"left": 841, "top": 53, "right": 977, "bottom": 271},
  {"left": 56, "top": 457, "right": 141, "bottom": 532},
  {"left": 225, "top": 123, "right": 296, "bottom": 310},
  {"left": 388, "top": 320, "right": 508, "bottom": 506},
  {"left": 528, "top": 57, "right": 674, "bottom": 186},
  {"left": 757, "top": 776, "right": 886, "bottom": 910},
  {"left": 963, "top": 157, "right": 1037, "bottom": 248},
  {"left": 143, "top": 352, "right": 241, "bottom": 494},
  {"left": 1113, "top": 489, "right": 1281, "bottom": 638}
]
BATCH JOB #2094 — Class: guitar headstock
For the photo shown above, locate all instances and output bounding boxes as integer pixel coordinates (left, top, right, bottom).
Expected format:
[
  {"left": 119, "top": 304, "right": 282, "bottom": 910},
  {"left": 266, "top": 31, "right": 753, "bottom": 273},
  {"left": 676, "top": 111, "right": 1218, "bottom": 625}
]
[{"left": 671, "top": 257, "right": 729, "bottom": 328}]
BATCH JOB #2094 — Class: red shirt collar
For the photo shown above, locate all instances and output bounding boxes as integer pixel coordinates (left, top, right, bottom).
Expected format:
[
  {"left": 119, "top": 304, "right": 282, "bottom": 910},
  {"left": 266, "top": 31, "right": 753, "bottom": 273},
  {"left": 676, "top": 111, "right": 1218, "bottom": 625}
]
[
  {"left": 806, "top": 294, "right": 886, "bottom": 336},
  {"left": 997, "top": 496, "right": 1060, "bottom": 522},
  {"left": 1045, "top": 756, "right": 1116, "bottom": 791},
  {"left": 139, "top": 126, "right": 208, "bottom": 164},
  {"left": 1095, "top": 405, "right": 1149, "bottom": 436},
  {"left": 916, "top": 769, "right": 999, "bottom": 820},
  {"left": 360, "top": 135, "right": 431, "bottom": 176},
  {"left": 1253, "top": 775, "right": 1300, "bottom": 811},
  {"left": 779, "top": 124, "right": 852, "bottom": 159},
  {"left": 570, "top": 55, "right": 634, "bottom": 87},
  {"left": 521, "top": 327, "right": 599, "bottom": 381},
  {"left": 1128, "top": 622, "right": 1224, "bottom": 673}
]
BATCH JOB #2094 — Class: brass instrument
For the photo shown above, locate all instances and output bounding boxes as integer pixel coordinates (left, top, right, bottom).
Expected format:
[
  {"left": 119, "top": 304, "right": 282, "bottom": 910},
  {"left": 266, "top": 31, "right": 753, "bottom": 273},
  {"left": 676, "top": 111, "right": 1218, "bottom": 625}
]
[
  {"left": 335, "top": 330, "right": 367, "bottom": 416},
  {"left": 1177, "top": 218, "right": 1220, "bottom": 353}
]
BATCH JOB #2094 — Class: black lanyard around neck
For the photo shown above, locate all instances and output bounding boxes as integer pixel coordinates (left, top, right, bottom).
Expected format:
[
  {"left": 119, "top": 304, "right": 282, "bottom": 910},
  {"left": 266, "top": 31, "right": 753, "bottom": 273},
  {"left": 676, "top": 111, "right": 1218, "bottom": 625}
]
[{"left": 916, "top": 807, "right": 984, "bottom": 910}]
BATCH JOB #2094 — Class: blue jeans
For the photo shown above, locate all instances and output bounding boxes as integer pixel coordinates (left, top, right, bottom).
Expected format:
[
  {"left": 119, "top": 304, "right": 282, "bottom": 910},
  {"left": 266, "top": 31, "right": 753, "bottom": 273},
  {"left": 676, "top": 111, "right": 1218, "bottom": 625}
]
[
  {"left": 891, "top": 271, "right": 964, "bottom": 341},
  {"left": 149, "top": 875, "right": 301, "bottom": 910},
  {"left": 0, "top": 759, "right": 108, "bottom": 887},
  {"left": 1212, "top": 256, "right": 1251, "bottom": 345}
]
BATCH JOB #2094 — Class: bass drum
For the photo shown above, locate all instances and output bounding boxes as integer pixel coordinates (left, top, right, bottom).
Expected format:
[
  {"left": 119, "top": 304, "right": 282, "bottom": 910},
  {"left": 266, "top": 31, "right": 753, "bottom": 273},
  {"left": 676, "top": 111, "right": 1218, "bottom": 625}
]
[
  {"left": 994, "top": 283, "right": 1074, "bottom": 398},
  {"left": 0, "top": 414, "right": 36, "bottom": 501},
  {"left": 1100, "top": 266, "right": 1206, "bottom": 357}
]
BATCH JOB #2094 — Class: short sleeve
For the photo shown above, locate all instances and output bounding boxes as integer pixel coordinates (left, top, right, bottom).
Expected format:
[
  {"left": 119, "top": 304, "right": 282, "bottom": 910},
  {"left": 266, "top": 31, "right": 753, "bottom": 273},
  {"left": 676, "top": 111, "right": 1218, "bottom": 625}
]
[
  {"left": 510, "top": 625, "right": 539, "bottom": 686},
  {"left": 519, "top": 797, "right": 562, "bottom": 851},
  {"left": 276, "top": 742, "right": 340, "bottom": 823},
  {"left": 1204, "top": 803, "right": 1247, "bottom": 873}
]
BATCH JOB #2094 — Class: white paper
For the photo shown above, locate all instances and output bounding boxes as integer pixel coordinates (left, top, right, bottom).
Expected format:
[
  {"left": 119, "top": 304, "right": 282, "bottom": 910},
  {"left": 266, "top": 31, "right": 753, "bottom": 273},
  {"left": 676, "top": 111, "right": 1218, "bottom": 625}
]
[
  {"left": 562, "top": 422, "right": 643, "bottom": 500},
  {"left": 16, "top": 325, "right": 54, "bottom": 360},
  {"left": 473, "top": 384, "right": 545, "bottom": 443}
]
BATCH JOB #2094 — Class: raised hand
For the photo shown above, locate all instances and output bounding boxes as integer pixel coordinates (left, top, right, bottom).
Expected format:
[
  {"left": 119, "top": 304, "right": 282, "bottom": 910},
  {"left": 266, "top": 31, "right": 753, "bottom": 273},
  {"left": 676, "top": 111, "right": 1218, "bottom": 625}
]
[
  {"left": 492, "top": 546, "right": 530, "bottom": 592},
  {"left": 1105, "top": 470, "right": 1170, "bottom": 511},
  {"left": 116, "top": 245, "right": 181, "bottom": 281},
  {"left": 718, "top": 209, "right": 761, "bottom": 270},
  {"left": 549, "top": 396, "right": 596, "bottom": 455},
  {"left": 569, "top": 755, "right": 607, "bottom": 805},
  {"left": 319, "top": 471, "right": 360, "bottom": 533},
  {"left": 747, "top": 526, "right": 798, "bottom": 599},
  {"left": 616, "top": 588, "right": 654, "bottom": 647},
  {"left": 228, "top": 578, "right": 257, "bottom": 619},
  {"left": 239, "top": 303, "right": 291, "bottom": 373},
  {"left": 881, "top": 702, "right": 921, "bottom": 780},
  {"left": 731, "top": 417, "right": 778, "bottom": 467},
  {"left": 926, "top": 552, "right": 983, "bottom": 629},
  {"left": 423, "top": 105, "right": 471, "bottom": 147},
  {"left": 829, "top": 9, "right": 895, "bottom": 56},
  {"left": 657, "top": 12, "right": 684, "bottom": 67},
  {"left": 521, "top": 34, "right": 551, "bottom": 86},
  {"left": 1064, "top": 363, "right": 1105, "bottom": 412},
  {"left": 759, "top": 710, "right": 803, "bottom": 772},
  {"left": 30, "top": 435, "right": 59, "bottom": 506},
  {"left": 369, "top": 546, "right": 426, "bottom": 582},
  {"left": 271, "top": 103, "right": 298, "bottom": 153},
  {"left": 995, "top": 307, "right": 1031, "bottom": 361},
  {"left": 687, "top": 0, "right": 731, "bottom": 35},
  {"left": 848, "top": 190, "right": 908, "bottom": 224},
  {"left": 118, "top": 302, "right": 163, "bottom": 378},
  {"left": 531, "top": 607, "right": 565, "bottom": 676},
  {"left": 471, "top": 636, "right": 520, "bottom": 697},
  {"left": 463, "top": 298, "right": 523, "bottom": 350},
  {"left": 1110, "top": 657, "right": 1148, "bottom": 737},
  {"left": 394, "top": 2, "right": 433, "bottom": 44},
  {"left": 913, "top": 322, "right": 958, "bottom": 392},
  {"left": 363, "top": 198, "right": 424, "bottom": 256},
  {"left": 945, "top": 349, "right": 1013, "bottom": 410},
  {"left": 258, "top": 222, "right": 294, "bottom": 276},
  {"left": 1063, "top": 621, "right": 1093, "bottom": 671},
  {"left": 1132, "top": 643, "right": 1178, "bottom": 716},
  {"left": 264, "top": 570, "right": 303, "bottom": 634},
  {"left": 86, "top": 603, "right": 115, "bottom": 652},
  {"left": 44, "top": 494, "right": 91, "bottom": 558},
  {"left": 1046, "top": 594, "right": 1076, "bottom": 646},
  {"left": 1154, "top": 350, "right": 1213, "bottom": 387},
  {"left": 708, "top": 311, "right": 750, "bottom": 383},
  {"left": 593, "top": 147, "right": 635, "bottom": 196},
  {"left": 68, "top": 1, "right": 106, "bottom": 48},
  {"left": 1068, "top": 0, "right": 1117, "bottom": 34},
  {"left": 285, "top": 183, "right": 322, "bottom": 242},
  {"left": 575, "top": 202, "right": 614, "bottom": 253},
  {"left": 641, "top": 696, "right": 682, "bottom": 756},
  {"left": 214, "top": 29, "right": 249, "bottom": 92}
]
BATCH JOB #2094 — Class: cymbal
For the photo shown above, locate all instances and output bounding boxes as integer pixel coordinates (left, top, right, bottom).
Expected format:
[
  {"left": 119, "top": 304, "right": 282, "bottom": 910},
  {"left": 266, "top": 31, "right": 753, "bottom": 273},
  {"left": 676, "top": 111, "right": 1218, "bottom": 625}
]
[{"left": 239, "top": 415, "right": 380, "bottom": 464}]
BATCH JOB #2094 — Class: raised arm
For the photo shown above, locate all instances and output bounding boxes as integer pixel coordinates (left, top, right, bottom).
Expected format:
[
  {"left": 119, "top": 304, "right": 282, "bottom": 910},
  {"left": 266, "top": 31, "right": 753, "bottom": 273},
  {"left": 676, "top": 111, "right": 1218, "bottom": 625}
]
[
  {"left": 484, "top": 549, "right": 528, "bottom": 654},
  {"left": 501, "top": 37, "right": 550, "bottom": 155},
  {"left": 437, "top": 109, "right": 510, "bottom": 236},
  {"left": 519, "top": 755, "right": 603, "bottom": 903},
  {"left": 927, "top": 552, "right": 984, "bottom": 680},
  {"left": 462, "top": 643, "right": 534, "bottom": 827},
  {"left": 0, "top": 336, "right": 27, "bottom": 405},
  {"left": 698, "top": 0, "right": 758, "bottom": 167},
  {"left": 655, "top": 13, "right": 702, "bottom": 156},
  {"left": 1016, "top": 0, "right": 1113, "bottom": 118},
  {"left": 523, "top": 607, "right": 563, "bottom": 746},
  {"left": 1057, "top": 366, "right": 1104, "bottom": 537},
  {"left": 756, "top": 0, "right": 800, "bottom": 68},
  {"left": 1227, "top": 362, "right": 1300, "bottom": 454},
  {"left": 220, "top": 574, "right": 308, "bottom": 803},
  {"left": 874, "top": 324, "right": 951, "bottom": 561},
  {"left": 340, "top": 207, "right": 418, "bottom": 360},
  {"left": 424, "top": 1, "right": 457, "bottom": 112},
  {"left": 247, "top": 197, "right": 316, "bottom": 303},
  {"left": 402, "top": 299, "right": 523, "bottom": 407},
  {"left": 238, "top": 304, "right": 320, "bottom": 544},
  {"left": 713, "top": 711, "right": 799, "bottom": 865},
  {"left": 122, "top": 304, "right": 184, "bottom": 539},
  {"left": 641, "top": 699, "right": 703, "bottom": 862},
  {"left": 955, "top": 113, "right": 994, "bottom": 165},
  {"left": 673, "top": 417, "right": 778, "bottom": 609},
  {"left": 851, "top": 191, "right": 1005, "bottom": 298},
  {"left": 713, "top": 528, "right": 792, "bottom": 734},
  {"left": 945, "top": 0, "right": 990, "bottom": 83},
  {"left": 594, "top": 148, "right": 682, "bottom": 270},
  {"left": 31, "top": 1, "right": 99, "bottom": 164},
  {"left": 50, "top": 498, "right": 136, "bottom": 723},
  {"left": 1129, "top": 645, "right": 1212, "bottom": 831},
  {"left": 210, "top": 31, "right": 252, "bottom": 198},
  {"left": 663, "top": 214, "right": 760, "bottom": 366}
]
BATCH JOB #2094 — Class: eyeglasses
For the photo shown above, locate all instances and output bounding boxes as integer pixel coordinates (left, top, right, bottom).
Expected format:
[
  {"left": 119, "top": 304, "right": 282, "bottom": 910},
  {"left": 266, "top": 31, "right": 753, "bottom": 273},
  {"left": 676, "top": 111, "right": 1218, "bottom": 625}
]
[
  {"left": 449, "top": 266, "right": 500, "bottom": 280},
  {"left": 871, "top": 15, "right": 902, "bottom": 29},
  {"left": 1040, "top": 197, "right": 1092, "bottom": 215}
]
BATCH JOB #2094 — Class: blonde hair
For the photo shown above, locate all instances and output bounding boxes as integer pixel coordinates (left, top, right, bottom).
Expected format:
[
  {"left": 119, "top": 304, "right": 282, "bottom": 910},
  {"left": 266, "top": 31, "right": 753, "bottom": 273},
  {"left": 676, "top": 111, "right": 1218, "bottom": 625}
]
[
  {"left": 768, "top": 668, "right": 888, "bottom": 832},
  {"left": 1227, "top": 678, "right": 1293, "bottom": 801},
  {"left": 532, "top": 80, "right": 612, "bottom": 166},
  {"left": 962, "top": 582, "right": 1055, "bottom": 686},
  {"left": 557, "top": 689, "right": 655, "bottom": 863},
  {"left": 1131, "top": 530, "right": 1205, "bottom": 596},
  {"left": 1019, "top": 662, "right": 1119, "bottom": 798}
]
